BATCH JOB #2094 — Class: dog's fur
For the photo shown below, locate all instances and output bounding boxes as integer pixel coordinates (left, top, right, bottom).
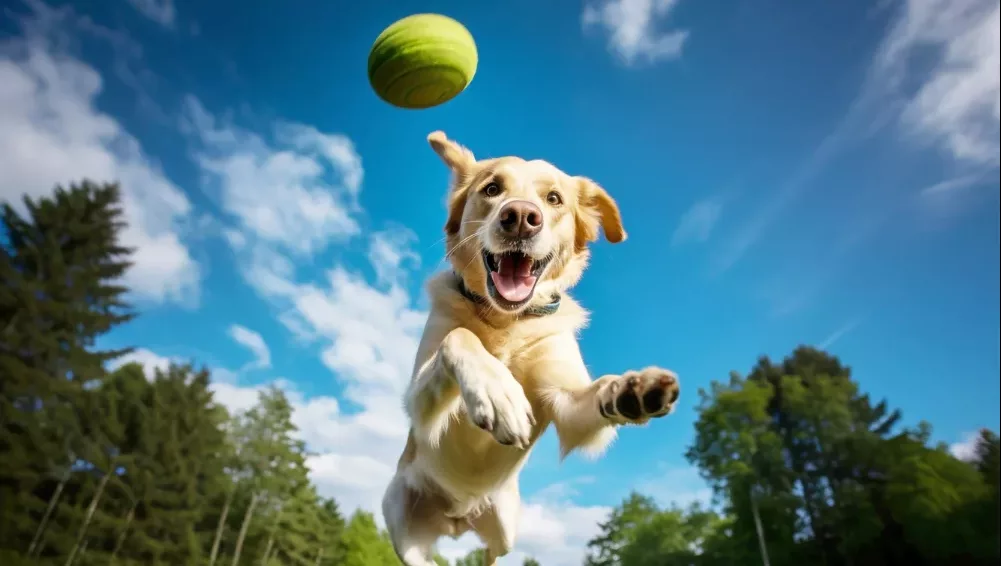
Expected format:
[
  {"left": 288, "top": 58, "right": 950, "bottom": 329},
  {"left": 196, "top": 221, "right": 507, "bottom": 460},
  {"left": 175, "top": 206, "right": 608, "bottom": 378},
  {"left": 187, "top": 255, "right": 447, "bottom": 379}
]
[{"left": 381, "top": 132, "right": 680, "bottom": 565}]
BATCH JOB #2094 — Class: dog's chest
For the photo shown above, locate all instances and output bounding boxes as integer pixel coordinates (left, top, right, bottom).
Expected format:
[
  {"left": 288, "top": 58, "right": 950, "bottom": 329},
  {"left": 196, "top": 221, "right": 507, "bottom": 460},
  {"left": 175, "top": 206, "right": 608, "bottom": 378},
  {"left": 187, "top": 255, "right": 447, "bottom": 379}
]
[{"left": 478, "top": 327, "right": 548, "bottom": 376}]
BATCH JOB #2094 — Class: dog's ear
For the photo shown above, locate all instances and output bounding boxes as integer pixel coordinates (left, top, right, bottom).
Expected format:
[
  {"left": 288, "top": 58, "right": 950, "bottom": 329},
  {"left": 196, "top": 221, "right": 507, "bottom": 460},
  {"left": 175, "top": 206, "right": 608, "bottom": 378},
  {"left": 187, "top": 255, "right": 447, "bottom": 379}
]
[
  {"left": 443, "top": 187, "right": 469, "bottom": 236},
  {"left": 574, "top": 177, "right": 626, "bottom": 250},
  {"left": 428, "top": 131, "right": 475, "bottom": 236},
  {"left": 428, "top": 131, "right": 475, "bottom": 172}
]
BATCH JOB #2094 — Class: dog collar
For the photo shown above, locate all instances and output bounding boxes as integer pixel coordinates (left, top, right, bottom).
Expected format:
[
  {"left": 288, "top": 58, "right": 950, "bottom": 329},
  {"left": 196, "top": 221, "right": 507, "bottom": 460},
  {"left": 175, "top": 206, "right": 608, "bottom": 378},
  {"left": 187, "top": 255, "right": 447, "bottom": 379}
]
[{"left": 454, "top": 272, "right": 561, "bottom": 317}]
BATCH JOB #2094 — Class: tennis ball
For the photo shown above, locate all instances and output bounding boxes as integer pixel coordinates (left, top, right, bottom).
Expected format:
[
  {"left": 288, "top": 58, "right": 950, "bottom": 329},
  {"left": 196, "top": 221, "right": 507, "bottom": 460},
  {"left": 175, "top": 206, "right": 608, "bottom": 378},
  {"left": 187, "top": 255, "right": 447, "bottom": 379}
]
[{"left": 367, "top": 14, "right": 478, "bottom": 109}]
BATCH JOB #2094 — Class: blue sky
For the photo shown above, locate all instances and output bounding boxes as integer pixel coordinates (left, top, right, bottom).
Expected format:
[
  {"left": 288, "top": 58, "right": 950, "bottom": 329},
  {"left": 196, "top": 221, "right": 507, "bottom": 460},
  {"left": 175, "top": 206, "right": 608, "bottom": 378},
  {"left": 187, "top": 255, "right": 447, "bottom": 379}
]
[{"left": 1, "top": 0, "right": 998, "bottom": 563}]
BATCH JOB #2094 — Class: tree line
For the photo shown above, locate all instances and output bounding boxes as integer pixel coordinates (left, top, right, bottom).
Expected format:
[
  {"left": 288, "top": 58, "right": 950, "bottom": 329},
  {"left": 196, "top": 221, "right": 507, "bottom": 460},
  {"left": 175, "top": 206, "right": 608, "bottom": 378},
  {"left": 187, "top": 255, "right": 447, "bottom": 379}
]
[
  {"left": 3, "top": 182, "right": 997, "bottom": 565},
  {"left": 0, "top": 183, "right": 416, "bottom": 565}
]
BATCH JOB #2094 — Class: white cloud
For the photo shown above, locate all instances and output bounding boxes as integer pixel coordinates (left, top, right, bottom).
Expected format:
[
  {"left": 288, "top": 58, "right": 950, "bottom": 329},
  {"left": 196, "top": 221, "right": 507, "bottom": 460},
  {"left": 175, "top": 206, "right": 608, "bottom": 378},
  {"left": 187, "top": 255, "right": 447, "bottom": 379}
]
[
  {"left": 949, "top": 430, "right": 981, "bottom": 461},
  {"left": 873, "top": 0, "right": 1000, "bottom": 167},
  {"left": 111, "top": 347, "right": 174, "bottom": 376},
  {"left": 182, "top": 96, "right": 362, "bottom": 256},
  {"left": 582, "top": 0, "right": 689, "bottom": 65},
  {"left": 125, "top": 0, "right": 176, "bottom": 28},
  {"left": 210, "top": 380, "right": 270, "bottom": 417},
  {"left": 0, "top": 1, "right": 200, "bottom": 305},
  {"left": 228, "top": 324, "right": 272, "bottom": 370},
  {"left": 671, "top": 198, "right": 723, "bottom": 247},
  {"left": 368, "top": 226, "right": 421, "bottom": 286},
  {"left": 181, "top": 99, "right": 426, "bottom": 514}
]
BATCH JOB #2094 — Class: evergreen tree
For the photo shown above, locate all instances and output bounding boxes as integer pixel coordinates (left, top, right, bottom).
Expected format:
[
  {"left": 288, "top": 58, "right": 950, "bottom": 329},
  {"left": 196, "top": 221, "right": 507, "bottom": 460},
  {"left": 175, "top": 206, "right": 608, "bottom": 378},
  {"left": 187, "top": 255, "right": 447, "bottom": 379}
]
[
  {"left": 337, "top": 510, "right": 398, "bottom": 566},
  {"left": 127, "top": 364, "right": 231, "bottom": 564},
  {"left": 1, "top": 182, "right": 134, "bottom": 554}
]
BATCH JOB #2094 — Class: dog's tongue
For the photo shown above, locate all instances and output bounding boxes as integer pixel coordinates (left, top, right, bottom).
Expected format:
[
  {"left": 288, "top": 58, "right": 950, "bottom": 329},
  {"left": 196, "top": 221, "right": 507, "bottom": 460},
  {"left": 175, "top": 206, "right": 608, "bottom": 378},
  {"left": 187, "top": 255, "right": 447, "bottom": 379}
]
[{"left": 490, "top": 255, "right": 536, "bottom": 303}]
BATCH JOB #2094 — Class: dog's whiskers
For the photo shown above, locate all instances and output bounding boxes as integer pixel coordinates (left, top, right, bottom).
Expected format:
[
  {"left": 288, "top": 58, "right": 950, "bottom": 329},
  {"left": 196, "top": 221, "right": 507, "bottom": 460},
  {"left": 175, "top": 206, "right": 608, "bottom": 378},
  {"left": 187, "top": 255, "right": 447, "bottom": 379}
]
[
  {"left": 434, "top": 226, "right": 486, "bottom": 271},
  {"left": 458, "top": 241, "right": 484, "bottom": 274},
  {"left": 424, "top": 221, "right": 488, "bottom": 253},
  {"left": 446, "top": 231, "right": 481, "bottom": 261}
]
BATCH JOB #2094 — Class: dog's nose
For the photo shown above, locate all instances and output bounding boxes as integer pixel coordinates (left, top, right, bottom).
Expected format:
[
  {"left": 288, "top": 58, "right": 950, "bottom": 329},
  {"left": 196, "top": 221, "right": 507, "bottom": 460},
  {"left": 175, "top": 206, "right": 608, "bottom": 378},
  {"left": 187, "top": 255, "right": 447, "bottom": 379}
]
[{"left": 498, "top": 200, "right": 543, "bottom": 238}]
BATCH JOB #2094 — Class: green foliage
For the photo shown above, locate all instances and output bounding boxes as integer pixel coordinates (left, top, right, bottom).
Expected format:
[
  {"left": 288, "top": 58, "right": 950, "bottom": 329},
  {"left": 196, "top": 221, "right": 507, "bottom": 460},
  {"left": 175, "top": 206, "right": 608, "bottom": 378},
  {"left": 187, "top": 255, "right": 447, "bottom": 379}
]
[
  {"left": 0, "top": 182, "right": 386, "bottom": 566},
  {"left": 455, "top": 548, "right": 486, "bottom": 566},
  {"left": 337, "top": 510, "right": 398, "bottom": 566},
  {"left": 589, "top": 346, "right": 1000, "bottom": 566}
]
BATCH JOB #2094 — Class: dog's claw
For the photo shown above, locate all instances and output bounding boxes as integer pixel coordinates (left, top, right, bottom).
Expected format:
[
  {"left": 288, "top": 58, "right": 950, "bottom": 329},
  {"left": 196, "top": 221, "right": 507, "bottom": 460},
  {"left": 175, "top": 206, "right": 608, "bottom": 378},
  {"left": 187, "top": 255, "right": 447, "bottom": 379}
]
[
  {"left": 474, "top": 416, "right": 493, "bottom": 432},
  {"left": 459, "top": 369, "right": 534, "bottom": 451}
]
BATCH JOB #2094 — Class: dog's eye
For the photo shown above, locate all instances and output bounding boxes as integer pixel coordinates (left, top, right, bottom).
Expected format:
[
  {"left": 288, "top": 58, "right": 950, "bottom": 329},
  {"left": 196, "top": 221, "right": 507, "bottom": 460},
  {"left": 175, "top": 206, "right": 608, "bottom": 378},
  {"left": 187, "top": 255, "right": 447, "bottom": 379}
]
[
  {"left": 546, "top": 191, "right": 563, "bottom": 206},
  {"left": 483, "top": 182, "right": 501, "bottom": 197}
]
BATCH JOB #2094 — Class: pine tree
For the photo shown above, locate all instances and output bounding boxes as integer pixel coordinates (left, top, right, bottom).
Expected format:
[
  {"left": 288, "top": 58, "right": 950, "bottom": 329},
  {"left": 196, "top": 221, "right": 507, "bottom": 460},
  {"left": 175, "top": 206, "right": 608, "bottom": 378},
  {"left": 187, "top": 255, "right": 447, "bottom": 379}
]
[
  {"left": 128, "top": 364, "right": 231, "bottom": 564},
  {"left": 1, "top": 182, "right": 135, "bottom": 555},
  {"left": 337, "top": 510, "right": 398, "bottom": 566}
]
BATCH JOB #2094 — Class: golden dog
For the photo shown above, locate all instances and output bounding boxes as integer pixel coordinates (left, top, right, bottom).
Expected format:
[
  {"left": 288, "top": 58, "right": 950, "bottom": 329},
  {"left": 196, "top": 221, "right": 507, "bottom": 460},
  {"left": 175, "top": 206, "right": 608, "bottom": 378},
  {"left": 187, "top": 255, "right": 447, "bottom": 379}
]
[{"left": 381, "top": 132, "right": 680, "bottom": 565}]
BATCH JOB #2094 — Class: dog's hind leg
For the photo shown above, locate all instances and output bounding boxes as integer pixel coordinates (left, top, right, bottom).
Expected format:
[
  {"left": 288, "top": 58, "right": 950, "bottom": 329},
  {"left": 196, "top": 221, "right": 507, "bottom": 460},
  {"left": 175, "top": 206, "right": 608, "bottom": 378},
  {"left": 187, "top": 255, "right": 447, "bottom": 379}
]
[
  {"left": 383, "top": 466, "right": 470, "bottom": 566},
  {"left": 471, "top": 479, "right": 522, "bottom": 566}
]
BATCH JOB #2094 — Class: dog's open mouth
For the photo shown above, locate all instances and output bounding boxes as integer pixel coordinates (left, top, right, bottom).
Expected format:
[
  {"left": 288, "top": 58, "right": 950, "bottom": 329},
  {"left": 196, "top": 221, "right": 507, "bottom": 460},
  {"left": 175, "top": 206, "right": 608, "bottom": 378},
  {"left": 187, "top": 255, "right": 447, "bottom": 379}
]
[{"left": 482, "top": 251, "right": 551, "bottom": 309}]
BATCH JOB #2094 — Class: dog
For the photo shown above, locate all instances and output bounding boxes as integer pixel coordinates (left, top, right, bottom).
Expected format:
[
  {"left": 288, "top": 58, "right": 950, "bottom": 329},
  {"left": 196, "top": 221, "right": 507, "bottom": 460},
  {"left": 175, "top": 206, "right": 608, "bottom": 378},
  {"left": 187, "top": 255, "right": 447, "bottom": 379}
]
[{"left": 381, "top": 131, "right": 680, "bottom": 565}]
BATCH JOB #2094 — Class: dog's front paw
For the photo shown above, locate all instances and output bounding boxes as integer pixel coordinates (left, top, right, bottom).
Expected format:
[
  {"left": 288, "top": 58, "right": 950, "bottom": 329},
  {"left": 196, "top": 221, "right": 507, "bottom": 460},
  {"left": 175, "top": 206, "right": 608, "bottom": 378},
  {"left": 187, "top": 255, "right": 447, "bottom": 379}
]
[
  {"left": 597, "top": 366, "right": 680, "bottom": 425},
  {"left": 459, "top": 366, "right": 536, "bottom": 449}
]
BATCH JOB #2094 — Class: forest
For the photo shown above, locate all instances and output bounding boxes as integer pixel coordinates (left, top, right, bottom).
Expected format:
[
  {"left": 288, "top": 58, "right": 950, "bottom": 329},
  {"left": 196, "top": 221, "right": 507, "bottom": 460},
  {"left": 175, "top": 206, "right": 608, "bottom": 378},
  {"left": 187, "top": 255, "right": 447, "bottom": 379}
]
[{"left": 1, "top": 182, "right": 998, "bottom": 566}]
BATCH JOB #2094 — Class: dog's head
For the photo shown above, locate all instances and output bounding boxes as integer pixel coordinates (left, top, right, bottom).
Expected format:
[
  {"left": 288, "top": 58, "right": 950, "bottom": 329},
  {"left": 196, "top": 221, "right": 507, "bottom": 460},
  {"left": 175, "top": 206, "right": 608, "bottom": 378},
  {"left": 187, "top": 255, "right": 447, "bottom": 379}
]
[{"left": 428, "top": 131, "right": 626, "bottom": 315}]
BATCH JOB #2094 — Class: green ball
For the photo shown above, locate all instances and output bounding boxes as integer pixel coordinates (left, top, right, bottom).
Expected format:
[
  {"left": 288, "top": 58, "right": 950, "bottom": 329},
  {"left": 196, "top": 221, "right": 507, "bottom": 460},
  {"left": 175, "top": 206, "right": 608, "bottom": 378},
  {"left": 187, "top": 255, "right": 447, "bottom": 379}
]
[{"left": 367, "top": 14, "right": 478, "bottom": 110}]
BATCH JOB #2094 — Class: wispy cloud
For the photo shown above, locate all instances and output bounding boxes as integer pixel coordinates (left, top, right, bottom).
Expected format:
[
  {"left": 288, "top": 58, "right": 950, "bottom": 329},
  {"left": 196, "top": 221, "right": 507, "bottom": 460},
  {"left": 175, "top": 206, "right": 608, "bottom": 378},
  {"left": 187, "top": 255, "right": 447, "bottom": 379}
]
[
  {"left": 818, "top": 318, "right": 863, "bottom": 350},
  {"left": 919, "top": 171, "right": 993, "bottom": 196},
  {"left": 671, "top": 198, "right": 723, "bottom": 247},
  {"left": 125, "top": 0, "right": 176, "bottom": 29},
  {"left": 228, "top": 324, "right": 272, "bottom": 370},
  {"left": 713, "top": 0, "right": 1000, "bottom": 275},
  {"left": 876, "top": 0, "right": 999, "bottom": 167},
  {"left": 582, "top": 0, "right": 689, "bottom": 65}
]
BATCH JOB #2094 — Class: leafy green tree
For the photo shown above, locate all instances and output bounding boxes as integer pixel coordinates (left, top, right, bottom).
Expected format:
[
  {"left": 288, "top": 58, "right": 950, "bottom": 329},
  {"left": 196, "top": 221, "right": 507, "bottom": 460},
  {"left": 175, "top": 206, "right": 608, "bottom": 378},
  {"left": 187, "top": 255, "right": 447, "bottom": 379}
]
[
  {"left": 225, "top": 386, "right": 313, "bottom": 565},
  {"left": 585, "top": 492, "right": 659, "bottom": 565},
  {"left": 522, "top": 558, "right": 541, "bottom": 566},
  {"left": 686, "top": 346, "right": 1000, "bottom": 566},
  {"left": 338, "top": 510, "right": 398, "bottom": 566},
  {"left": 455, "top": 548, "right": 486, "bottom": 566}
]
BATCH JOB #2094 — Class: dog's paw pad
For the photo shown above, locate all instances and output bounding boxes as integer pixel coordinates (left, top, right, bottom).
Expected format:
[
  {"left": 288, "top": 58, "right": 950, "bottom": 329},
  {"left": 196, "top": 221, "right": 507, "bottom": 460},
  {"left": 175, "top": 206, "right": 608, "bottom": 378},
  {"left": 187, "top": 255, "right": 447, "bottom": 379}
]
[{"left": 600, "top": 367, "right": 680, "bottom": 424}]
